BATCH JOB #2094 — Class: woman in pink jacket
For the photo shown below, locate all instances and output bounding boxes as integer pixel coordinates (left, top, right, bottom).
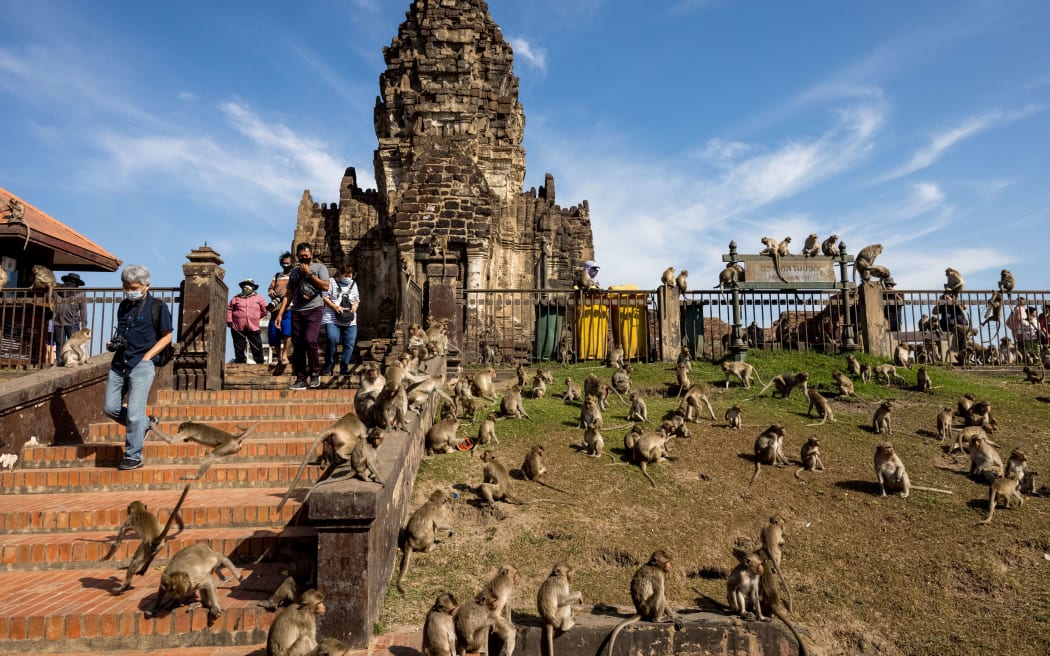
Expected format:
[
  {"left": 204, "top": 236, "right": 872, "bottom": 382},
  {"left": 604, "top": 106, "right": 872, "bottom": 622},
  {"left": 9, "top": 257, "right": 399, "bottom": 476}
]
[{"left": 227, "top": 278, "right": 269, "bottom": 364}]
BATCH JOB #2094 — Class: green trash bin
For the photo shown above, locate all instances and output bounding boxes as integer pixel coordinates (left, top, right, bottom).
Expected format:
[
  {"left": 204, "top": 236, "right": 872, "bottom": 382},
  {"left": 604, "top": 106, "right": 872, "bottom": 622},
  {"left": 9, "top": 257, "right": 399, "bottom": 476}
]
[
  {"left": 680, "top": 300, "right": 706, "bottom": 358},
  {"left": 534, "top": 300, "right": 566, "bottom": 361}
]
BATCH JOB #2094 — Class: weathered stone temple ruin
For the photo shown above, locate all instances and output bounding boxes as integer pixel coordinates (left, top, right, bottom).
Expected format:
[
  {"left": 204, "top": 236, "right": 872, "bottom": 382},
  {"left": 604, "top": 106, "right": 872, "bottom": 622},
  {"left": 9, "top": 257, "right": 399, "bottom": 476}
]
[{"left": 292, "top": 0, "right": 595, "bottom": 339}]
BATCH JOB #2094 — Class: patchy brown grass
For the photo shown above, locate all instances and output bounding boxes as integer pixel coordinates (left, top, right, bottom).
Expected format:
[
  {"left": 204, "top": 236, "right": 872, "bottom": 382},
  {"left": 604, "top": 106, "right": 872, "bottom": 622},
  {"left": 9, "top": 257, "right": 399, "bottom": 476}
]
[{"left": 379, "top": 351, "right": 1050, "bottom": 655}]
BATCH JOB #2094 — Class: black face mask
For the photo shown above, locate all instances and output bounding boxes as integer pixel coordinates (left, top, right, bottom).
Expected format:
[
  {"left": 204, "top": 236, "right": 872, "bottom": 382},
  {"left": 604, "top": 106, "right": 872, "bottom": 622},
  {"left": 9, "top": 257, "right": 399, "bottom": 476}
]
[
  {"left": 298, "top": 256, "right": 311, "bottom": 264},
  {"left": 281, "top": 263, "right": 292, "bottom": 272}
]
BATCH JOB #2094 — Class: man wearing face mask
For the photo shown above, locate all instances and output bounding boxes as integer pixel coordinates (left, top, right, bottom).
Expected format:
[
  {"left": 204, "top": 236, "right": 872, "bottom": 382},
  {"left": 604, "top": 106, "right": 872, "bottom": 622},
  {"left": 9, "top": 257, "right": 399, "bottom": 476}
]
[
  {"left": 227, "top": 278, "right": 268, "bottom": 364},
  {"left": 103, "top": 265, "right": 173, "bottom": 471},
  {"left": 275, "top": 243, "right": 330, "bottom": 389},
  {"left": 267, "top": 252, "right": 294, "bottom": 366},
  {"left": 320, "top": 263, "right": 360, "bottom": 376}
]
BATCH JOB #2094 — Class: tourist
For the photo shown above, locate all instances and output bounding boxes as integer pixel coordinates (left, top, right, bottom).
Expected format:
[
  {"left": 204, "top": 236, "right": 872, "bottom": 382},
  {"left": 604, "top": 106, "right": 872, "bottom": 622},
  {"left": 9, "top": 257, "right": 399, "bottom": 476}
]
[
  {"left": 882, "top": 278, "right": 904, "bottom": 331},
  {"left": 103, "top": 265, "right": 173, "bottom": 471},
  {"left": 53, "top": 273, "right": 88, "bottom": 359},
  {"left": 320, "top": 262, "right": 360, "bottom": 376},
  {"left": 267, "top": 252, "right": 294, "bottom": 366},
  {"left": 276, "top": 243, "right": 330, "bottom": 390},
  {"left": 226, "top": 278, "right": 268, "bottom": 364},
  {"left": 1005, "top": 298, "right": 1042, "bottom": 360},
  {"left": 583, "top": 260, "right": 600, "bottom": 287}
]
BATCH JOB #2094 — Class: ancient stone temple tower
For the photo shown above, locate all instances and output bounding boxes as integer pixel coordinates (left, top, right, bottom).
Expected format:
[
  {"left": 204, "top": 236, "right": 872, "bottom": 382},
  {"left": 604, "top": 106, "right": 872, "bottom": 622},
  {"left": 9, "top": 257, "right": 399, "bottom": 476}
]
[{"left": 292, "top": 0, "right": 594, "bottom": 337}]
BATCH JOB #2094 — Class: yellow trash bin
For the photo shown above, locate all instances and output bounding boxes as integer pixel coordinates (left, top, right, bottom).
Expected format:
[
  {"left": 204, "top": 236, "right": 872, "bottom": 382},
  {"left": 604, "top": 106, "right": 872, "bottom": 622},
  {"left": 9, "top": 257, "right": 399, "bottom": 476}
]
[
  {"left": 575, "top": 294, "right": 609, "bottom": 362},
  {"left": 609, "top": 285, "right": 647, "bottom": 360}
]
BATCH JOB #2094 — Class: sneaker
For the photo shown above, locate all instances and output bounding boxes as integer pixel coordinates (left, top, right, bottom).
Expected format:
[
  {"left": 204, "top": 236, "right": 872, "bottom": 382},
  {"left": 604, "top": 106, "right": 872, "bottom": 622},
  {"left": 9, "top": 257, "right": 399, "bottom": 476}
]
[
  {"left": 339, "top": 367, "right": 350, "bottom": 377},
  {"left": 289, "top": 379, "right": 308, "bottom": 390},
  {"left": 320, "top": 366, "right": 334, "bottom": 376},
  {"left": 118, "top": 458, "right": 143, "bottom": 471},
  {"left": 309, "top": 374, "right": 321, "bottom": 388}
]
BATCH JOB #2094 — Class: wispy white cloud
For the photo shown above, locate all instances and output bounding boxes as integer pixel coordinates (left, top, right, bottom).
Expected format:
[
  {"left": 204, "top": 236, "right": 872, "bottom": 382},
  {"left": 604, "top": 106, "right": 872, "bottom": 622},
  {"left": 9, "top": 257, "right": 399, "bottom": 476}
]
[
  {"left": 177, "top": 91, "right": 197, "bottom": 102},
  {"left": 508, "top": 37, "right": 547, "bottom": 73},
  {"left": 875, "top": 104, "right": 1047, "bottom": 183}
]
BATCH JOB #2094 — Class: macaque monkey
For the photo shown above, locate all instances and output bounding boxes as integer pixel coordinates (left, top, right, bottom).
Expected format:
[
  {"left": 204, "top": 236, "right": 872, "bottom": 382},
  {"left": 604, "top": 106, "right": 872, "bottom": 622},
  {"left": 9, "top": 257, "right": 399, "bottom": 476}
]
[
  {"left": 455, "top": 590, "right": 517, "bottom": 656},
  {"left": 350, "top": 428, "right": 385, "bottom": 485},
  {"left": 831, "top": 370, "right": 855, "bottom": 397},
  {"left": 633, "top": 430, "right": 673, "bottom": 487},
  {"left": 759, "top": 237, "right": 788, "bottom": 283},
  {"left": 981, "top": 472, "right": 1024, "bottom": 524},
  {"left": 1006, "top": 449, "right": 1039, "bottom": 496},
  {"left": 944, "top": 267, "right": 965, "bottom": 296},
  {"left": 998, "top": 269, "right": 1016, "bottom": 296},
  {"left": 30, "top": 264, "right": 57, "bottom": 297},
  {"left": 574, "top": 267, "right": 598, "bottom": 290},
  {"left": 874, "top": 442, "right": 910, "bottom": 498},
  {"left": 661, "top": 267, "right": 676, "bottom": 287},
  {"left": 279, "top": 412, "right": 367, "bottom": 512},
  {"left": 956, "top": 393, "right": 976, "bottom": 418},
  {"left": 396, "top": 489, "right": 454, "bottom": 594},
  {"left": 721, "top": 360, "right": 764, "bottom": 389},
  {"left": 355, "top": 363, "right": 385, "bottom": 419},
  {"left": 585, "top": 372, "right": 617, "bottom": 408},
  {"left": 873, "top": 363, "right": 905, "bottom": 385},
  {"left": 820, "top": 234, "right": 839, "bottom": 257},
  {"left": 936, "top": 407, "right": 954, "bottom": 443},
  {"left": 916, "top": 366, "right": 933, "bottom": 393},
  {"left": 724, "top": 404, "right": 743, "bottom": 429},
  {"left": 679, "top": 384, "right": 716, "bottom": 422},
  {"left": 533, "top": 373, "right": 550, "bottom": 398},
  {"left": 611, "top": 365, "right": 632, "bottom": 396},
  {"left": 853, "top": 244, "right": 883, "bottom": 283},
  {"left": 425, "top": 417, "right": 465, "bottom": 456},
  {"left": 471, "top": 367, "right": 498, "bottom": 402},
  {"left": 101, "top": 484, "right": 189, "bottom": 594},
  {"left": 801, "top": 233, "right": 819, "bottom": 257},
  {"left": 558, "top": 331, "right": 575, "bottom": 364},
  {"left": 750, "top": 424, "right": 790, "bottom": 485},
  {"left": 562, "top": 377, "right": 582, "bottom": 402},
  {"left": 537, "top": 367, "right": 555, "bottom": 385},
  {"left": 606, "top": 344, "right": 626, "bottom": 369},
  {"left": 963, "top": 400, "right": 998, "bottom": 433},
  {"left": 716, "top": 262, "right": 745, "bottom": 291},
  {"left": 149, "top": 419, "right": 261, "bottom": 481},
  {"left": 676, "top": 345, "right": 692, "bottom": 370},
  {"left": 872, "top": 401, "right": 893, "bottom": 434},
  {"left": 583, "top": 426, "right": 605, "bottom": 458},
  {"left": 537, "top": 562, "right": 583, "bottom": 656},
  {"left": 482, "top": 565, "right": 520, "bottom": 624},
  {"left": 407, "top": 376, "right": 456, "bottom": 415},
  {"left": 516, "top": 362, "right": 528, "bottom": 387},
  {"left": 675, "top": 270, "right": 689, "bottom": 296},
  {"left": 311, "top": 637, "right": 352, "bottom": 656},
  {"left": 145, "top": 543, "right": 243, "bottom": 619},
  {"left": 846, "top": 353, "right": 862, "bottom": 378},
  {"left": 795, "top": 437, "right": 825, "bottom": 479},
  {"left": 894, "top": 343, "right": 913, "bottom": 369},
  {"left": 805, "top": 389, "right": 834, "bottom": 426},
  {"left": 726, "top": 550, "right": 764, "bottom": 620},
  {"left": 757, "top": 555, "right": 811, "bottom": 656},
  {"left": 660, "top": 411, "right": 691, "bottom": 439},
  {"left": 500, "top": 385, "right": 530, "bottom": 419},
  {"left": 751, "top": 371, "right": 809, "bottom": 400},
  {"left": 982, "top": 290, "right": 1004, "bottom": 327},
  {"left": 522, "top": 444, "right": 548, "bottom": 480},
  {"left": 947, "top": 426, "right": 992, "bottom": 459},
  {"left": 605, "top": 550, "right": 683, "bottom": 656},
  {"left": 578, "top": 395, "right": 603, "bottom": 430},
  {"left": 59, "top": 328, "right": 92, "bottom": 366},
  {"left": 1022, "top": 362, "right": 1045, "bottom": 384},
  {"left": 859, "top": 363, "right": 872, "bottom": 384},
  {"left": 969, "top": 435, "right": 1004, "bottom": 484},
  {"left": 472, "top": 412, "right": 499, "bottom": 456},
  {"left": 266, "top": 589, "right": 325, "bottom": 656},
  {"left": 477, "top": 450, "right": 522, "bottom": 506},
  {"left": 422, "top": 592, "right": 459, "bottom": 656},
  {"left": 777, "top": 237, "right": 792, "bottom": 256},
  {"left": 627, "top": 392, "right": 649, "bottom": 423},
  {"left": 674, "top": 362, "right": 691, "bottom": 398}
]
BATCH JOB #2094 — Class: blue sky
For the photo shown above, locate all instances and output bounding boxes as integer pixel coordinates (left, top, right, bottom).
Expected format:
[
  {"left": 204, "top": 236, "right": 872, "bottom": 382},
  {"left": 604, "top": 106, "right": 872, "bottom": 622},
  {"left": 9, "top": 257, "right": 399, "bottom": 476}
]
[{"left": 1, "top": 0, "right": 1048, "bottom": 292}]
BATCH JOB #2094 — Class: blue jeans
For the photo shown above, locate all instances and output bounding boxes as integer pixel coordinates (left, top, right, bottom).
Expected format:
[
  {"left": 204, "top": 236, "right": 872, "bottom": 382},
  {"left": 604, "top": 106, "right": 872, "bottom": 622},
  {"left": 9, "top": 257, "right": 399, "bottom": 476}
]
[
  {"left": 104, "top": 361, "right": 156, "bottom": 462},
  {"left": 325, "top": 323, "right": 358, "bottom": 372}
]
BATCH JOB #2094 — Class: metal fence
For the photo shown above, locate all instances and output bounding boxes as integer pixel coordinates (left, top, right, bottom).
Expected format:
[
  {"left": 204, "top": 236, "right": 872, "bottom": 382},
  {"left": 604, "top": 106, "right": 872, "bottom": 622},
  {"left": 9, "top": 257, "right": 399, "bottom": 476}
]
[
  {"left": 0, "top": 287, "right": 182, "bottom": 370},
  {"left": 458, "top": 289, "right": 659, "bottom": 365}
]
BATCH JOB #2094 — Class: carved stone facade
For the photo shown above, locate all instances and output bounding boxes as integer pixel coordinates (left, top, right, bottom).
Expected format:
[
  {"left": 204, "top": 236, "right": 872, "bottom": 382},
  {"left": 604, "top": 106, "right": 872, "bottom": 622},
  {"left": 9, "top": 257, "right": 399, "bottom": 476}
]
[{"left": 292, "top": 0, "right": 594, "bottom": 339}]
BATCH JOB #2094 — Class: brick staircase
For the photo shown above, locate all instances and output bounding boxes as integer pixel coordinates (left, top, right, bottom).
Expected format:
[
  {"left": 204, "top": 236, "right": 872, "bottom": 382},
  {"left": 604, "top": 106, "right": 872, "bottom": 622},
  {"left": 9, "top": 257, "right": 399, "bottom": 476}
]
[{"left": 0, "top": 386, "right": 356, "bottom": 655}]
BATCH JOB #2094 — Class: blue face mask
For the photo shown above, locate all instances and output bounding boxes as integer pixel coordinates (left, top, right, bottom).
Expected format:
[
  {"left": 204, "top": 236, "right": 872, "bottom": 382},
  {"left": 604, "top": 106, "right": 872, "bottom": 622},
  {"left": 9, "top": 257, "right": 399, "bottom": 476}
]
[
  {"left": 124, "top": 290, "right": 144, "bottom": 301},
  {"left": 341, "top": 277, "right": 352, "bottom": 284}
]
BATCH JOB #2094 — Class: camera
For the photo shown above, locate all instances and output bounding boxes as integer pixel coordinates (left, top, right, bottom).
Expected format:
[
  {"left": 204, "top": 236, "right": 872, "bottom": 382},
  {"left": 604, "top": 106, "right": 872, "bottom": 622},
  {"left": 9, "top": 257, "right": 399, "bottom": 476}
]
[
  {"left": 106, "top": 335, "right": 127, "bottom": 352},
  {"left": 266, "top": 301, "right": 278, "bottom": 313}
]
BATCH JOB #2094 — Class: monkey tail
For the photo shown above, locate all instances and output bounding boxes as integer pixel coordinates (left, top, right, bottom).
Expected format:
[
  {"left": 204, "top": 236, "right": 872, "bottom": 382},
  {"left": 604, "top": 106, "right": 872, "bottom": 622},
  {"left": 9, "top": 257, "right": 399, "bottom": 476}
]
[
  {"left": 138, "top": 483, "right": 191, "bottom": 575},
  {"left": 794, "top": 467, "right": 807, "bottom": 480},
  {"left": 752, "top": 369, "right": 766, "bottom": 386},
  {"left": 747, "top": 381, "right": 775, "bottom": 401},
  {"left": 749, "top": 462, "right": 761, "bottom": 486},
  {"left": 277, "top": 429, "right": 333, "bottom": 513},
  {"left": 772, "top": 253, "right": 788, "bottom": 284},
  {"left": 770, "top": 605, "right": 810, "bottom": 656},
  {"left": 396, "top": 546, "right": 414, "bottom": 595},
  {"left": 234, "top": 420, "right": 264, "bottom": 442},
  {"left": 603, "top": 615, "right": 641, "bottom": 656},
  {"left": 639, "top": 463, "right": 657, "bottom": 488},
  {"left": 804, "top": 416, "right": 828, "bottom": 427}
]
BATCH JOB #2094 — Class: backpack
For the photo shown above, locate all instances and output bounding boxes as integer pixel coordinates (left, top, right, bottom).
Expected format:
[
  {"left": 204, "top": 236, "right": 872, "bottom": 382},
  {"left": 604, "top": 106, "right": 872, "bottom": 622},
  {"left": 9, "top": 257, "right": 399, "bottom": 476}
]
[
  {"left": 337, "top": 280, "right": 357, "bottom": 323},
  {"left": 149, "top": 296, "right": 176, "bottom": 367}
]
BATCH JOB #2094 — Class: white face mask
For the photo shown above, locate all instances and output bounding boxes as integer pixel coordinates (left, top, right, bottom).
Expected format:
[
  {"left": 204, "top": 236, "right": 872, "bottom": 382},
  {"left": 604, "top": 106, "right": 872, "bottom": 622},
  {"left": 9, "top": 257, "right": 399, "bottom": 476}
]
[{"left": 124, "top": 289, "right": 144, "bottom": 301}]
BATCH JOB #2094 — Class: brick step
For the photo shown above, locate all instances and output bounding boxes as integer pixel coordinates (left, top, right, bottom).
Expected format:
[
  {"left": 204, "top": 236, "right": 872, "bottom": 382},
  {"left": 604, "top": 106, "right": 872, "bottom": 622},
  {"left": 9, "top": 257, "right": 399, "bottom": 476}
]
[
  {"left": 59, "top": 649, "right": 258, "bottom": 656},
  {"left": 19, "top": 437, "right": 325, "bottom": 468},
  {"left": 223, "top": 373, "right": 357, "bottom": 391},
  {"left": 0, "top": 563, "right": 283, "bottom": 654},
  {"left": 1, "top": 461, "right": 323, "bottom": 493},
  {"left": 145, "top": 400, "right": 354, "bottom": 420},
  {"left": 1, "top": 525, "right": 316, "bottom": 571},
  {"left": 155, "top": 387, "right": 356, "bottom": 404},
  {"left": 0, "top": 487, "right": 304, "bottom": 534},
  {"left": 87, "top": 418, "right": 341, "bottom": 439}
]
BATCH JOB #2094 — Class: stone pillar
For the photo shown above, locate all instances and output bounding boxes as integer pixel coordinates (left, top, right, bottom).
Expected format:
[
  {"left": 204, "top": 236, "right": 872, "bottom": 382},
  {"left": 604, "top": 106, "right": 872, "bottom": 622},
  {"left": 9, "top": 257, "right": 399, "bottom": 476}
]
[
  {"left": 857, "top": 282, "right": 890, "bottom": 357},
  {"left": 657, "top": 285, "right": 681, "bottom": 362},
  {"left": 425, "top": 255, "right": 462, "bottom": 353},
  {"left": 465, "top": 238, "right": 487, "bottom": 290},
  {"left": 174, "top": 246, "right": 227, "bottom": 390}
]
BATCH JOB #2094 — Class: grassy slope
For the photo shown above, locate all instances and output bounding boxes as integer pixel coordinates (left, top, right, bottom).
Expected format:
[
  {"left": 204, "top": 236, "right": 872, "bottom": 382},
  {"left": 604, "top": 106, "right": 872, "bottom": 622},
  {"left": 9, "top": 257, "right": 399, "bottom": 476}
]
[{"left": 380, "top": 350, "right": 1050, "bottom": 656}]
